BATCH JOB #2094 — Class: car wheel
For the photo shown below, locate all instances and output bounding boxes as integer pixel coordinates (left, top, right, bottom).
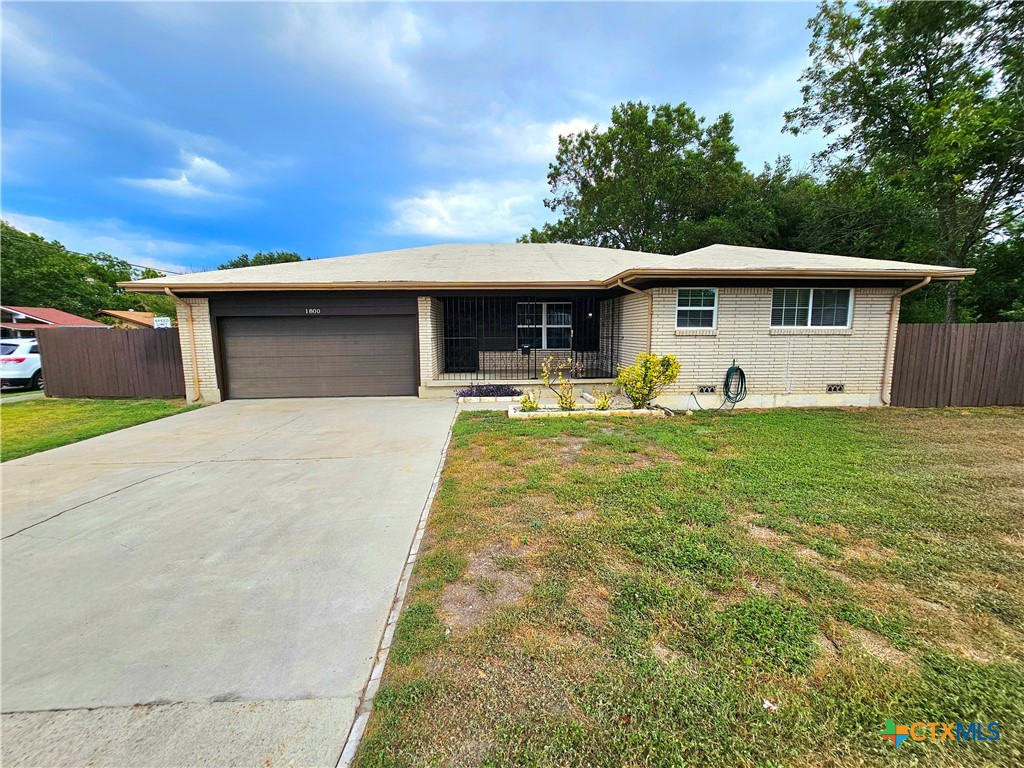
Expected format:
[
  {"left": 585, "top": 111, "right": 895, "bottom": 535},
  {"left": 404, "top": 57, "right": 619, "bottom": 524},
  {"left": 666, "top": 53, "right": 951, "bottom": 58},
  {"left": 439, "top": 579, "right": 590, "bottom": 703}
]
[{"left": 29, "top": 371, "right": 43, "bottom": 391}]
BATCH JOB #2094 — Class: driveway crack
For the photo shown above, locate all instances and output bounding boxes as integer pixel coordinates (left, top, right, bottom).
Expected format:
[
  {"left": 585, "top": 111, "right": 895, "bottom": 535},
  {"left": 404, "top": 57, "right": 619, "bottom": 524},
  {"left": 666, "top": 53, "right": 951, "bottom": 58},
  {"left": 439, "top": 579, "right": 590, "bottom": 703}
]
[
  {"left": 212, "top": 413, "right": 306, "bottom": 461},
  {"left": 1, "top": 462, "right": 201, "bottom": 541}
]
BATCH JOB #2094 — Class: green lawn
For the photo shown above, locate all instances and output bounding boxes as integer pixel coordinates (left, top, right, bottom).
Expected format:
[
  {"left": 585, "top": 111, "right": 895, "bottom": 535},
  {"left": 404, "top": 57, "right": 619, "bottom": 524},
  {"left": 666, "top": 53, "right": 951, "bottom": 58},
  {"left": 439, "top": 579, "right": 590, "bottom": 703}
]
[
  {"left": 1, "top": 398, "right": 200, "bottom": 461},
  {"left": 358, "top": 407, "right": 1024, "bottom": 768},
  {"left": 1, "top": 389, "right": 41, "bottom": 398}
]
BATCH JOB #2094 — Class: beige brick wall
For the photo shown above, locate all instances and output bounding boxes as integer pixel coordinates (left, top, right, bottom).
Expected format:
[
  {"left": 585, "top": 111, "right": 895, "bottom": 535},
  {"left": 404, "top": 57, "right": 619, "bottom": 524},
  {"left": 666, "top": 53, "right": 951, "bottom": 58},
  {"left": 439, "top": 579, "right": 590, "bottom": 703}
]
[
  {"left": 644, "top": 286, "right": 898, "bottom": 407},
  {"left": 417, "top": 296, "right": 444, "bottom": 384},
  {"left": 174, "top": 297, "right": 221, "bottom": 402},
  {"left": 614, "top": 290, "right": 650, "bottom": 369}
]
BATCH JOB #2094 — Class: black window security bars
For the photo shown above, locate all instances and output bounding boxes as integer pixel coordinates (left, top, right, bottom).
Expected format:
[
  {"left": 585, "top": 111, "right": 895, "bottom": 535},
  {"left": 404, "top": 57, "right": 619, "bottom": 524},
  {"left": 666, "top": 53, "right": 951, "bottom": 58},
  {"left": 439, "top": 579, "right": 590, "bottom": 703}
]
[{"left": 441, "top": 295, "right": 616, "bottom": 380}]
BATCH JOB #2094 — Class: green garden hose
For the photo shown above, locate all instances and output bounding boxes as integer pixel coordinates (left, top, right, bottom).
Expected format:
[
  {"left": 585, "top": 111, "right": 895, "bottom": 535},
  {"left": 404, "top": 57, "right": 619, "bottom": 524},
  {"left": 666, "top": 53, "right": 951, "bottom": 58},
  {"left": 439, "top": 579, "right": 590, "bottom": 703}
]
[{"left": 690, "top": 360, "right": 747, "bottom": 411}]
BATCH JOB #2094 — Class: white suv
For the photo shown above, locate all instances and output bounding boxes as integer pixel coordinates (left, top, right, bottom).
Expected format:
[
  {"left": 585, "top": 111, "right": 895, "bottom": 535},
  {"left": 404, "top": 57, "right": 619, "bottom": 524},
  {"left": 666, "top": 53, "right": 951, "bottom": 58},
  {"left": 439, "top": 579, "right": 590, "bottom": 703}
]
[{"left": 1, "top": 338, "right": 43, "bottom": 391}]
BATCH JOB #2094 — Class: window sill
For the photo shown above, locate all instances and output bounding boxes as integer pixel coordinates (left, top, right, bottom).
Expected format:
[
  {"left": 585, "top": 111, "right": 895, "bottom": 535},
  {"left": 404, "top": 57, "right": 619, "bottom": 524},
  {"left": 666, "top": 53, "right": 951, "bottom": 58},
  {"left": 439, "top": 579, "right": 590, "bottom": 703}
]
[
  {"left": 674, "top": 328, "right": 717, "bottom": 336},
  {"left": 769, "top": 327, "right": 853, "bottom": 336}
]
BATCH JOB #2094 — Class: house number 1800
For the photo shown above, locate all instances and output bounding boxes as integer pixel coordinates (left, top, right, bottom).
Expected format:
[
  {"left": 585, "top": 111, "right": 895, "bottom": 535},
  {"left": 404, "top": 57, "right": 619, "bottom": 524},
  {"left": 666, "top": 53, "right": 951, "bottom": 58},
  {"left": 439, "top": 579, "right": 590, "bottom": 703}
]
[{"left": 305, "top": 308, "right": 321, "bottom": 314}]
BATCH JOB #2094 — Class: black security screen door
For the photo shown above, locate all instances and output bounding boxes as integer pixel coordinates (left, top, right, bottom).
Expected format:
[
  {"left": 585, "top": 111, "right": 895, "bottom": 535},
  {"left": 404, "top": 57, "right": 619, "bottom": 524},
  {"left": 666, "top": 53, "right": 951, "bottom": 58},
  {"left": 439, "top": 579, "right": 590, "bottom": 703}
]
[{"left": 440, "top": 295, "right": 614, "bottom": 379}]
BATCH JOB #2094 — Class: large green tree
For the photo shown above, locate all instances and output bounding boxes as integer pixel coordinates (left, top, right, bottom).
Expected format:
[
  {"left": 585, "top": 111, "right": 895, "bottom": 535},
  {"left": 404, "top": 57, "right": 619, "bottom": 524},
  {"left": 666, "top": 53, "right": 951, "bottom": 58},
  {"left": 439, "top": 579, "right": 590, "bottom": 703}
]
[
  {"left": 784, "top": 0, "right": 1024, "bottom": 321},
  {"left": 521, "top": 102, "right": 795, "bottom": 253},
  {"left": 963, "top": 223, "right": 1024, "bottom": 321},
  {"left": 218, "top": 251, "right": 304, "bottom": 269},
  {"left": 0, "top": 222, "right": 177, "bottom": 320}
]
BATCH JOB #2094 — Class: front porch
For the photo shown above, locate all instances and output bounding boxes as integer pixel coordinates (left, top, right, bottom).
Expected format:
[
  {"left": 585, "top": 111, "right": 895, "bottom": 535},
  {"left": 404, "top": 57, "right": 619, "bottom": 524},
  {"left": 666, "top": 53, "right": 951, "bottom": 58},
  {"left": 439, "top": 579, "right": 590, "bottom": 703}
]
[{"left": 423, "top": 294, "right": 619, "bottom": 383}]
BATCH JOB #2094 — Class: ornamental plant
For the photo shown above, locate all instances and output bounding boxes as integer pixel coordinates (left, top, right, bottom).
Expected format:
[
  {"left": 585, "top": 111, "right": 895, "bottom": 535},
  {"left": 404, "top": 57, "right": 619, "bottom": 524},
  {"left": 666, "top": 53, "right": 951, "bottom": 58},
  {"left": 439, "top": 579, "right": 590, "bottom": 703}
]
[
  {"left": 616, "top": 353, "right": 680, "bottom": 409},
  {"left": 541, "top": 356, "right": 584, "bottom": 411},
  {"left": 591, "top": 388, "right": 615, "bottom": 411},
  {"left": 519, "top": 390, "right": 540, "bottom": 412},
  {"left": 455, "top": 384, "right": 523, "bottom": 398}
]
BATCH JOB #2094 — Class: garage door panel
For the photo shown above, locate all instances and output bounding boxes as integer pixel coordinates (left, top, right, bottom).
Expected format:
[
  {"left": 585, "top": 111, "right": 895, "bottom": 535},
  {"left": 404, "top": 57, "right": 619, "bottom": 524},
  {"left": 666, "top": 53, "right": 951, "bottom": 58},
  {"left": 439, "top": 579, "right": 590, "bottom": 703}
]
[{"left": 219, "top": 315, "right": 417, "bottom": 398}]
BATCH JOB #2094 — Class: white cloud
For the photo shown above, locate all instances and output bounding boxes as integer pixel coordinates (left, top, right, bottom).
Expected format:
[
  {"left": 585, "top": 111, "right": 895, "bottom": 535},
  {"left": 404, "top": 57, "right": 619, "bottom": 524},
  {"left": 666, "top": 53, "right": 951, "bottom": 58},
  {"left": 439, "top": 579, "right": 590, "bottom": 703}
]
[
  {"left": 486, "top": 116, "right": 596, "bottom": 164},
  {"left": 121, "top": 152, "right": 236, "bottom": 199},
  {"left": 388, "top": 179, "right": 547, "bottom": 240},
  {"left": 416, "top": 114, "right": 598, "bottom": 170},
  {"left": 268, "top": 4, "right": 428, "bottom": 98},
  {"left": 1, "top": 9, "right": 109, "bottom": 90},
  {"left": 1, "top": 212, "right": 247, "bottom": 274},
  {"left": 139, "top": 120, "right": 228, "bottom": 157}
]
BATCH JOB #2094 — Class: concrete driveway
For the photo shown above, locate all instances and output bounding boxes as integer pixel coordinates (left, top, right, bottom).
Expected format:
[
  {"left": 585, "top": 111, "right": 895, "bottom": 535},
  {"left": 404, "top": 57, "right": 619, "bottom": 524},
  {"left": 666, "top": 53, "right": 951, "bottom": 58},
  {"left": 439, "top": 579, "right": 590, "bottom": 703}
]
[{"left": 1, "top": 397, "right": 457, "bottom": 767}]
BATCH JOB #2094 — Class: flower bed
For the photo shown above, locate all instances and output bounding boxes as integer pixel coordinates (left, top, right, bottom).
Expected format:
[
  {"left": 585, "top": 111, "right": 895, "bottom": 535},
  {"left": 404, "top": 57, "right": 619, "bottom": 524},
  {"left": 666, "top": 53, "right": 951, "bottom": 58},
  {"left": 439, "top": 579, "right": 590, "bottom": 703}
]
[{"left": 459, "top": 395, "right": 522, "bottom": 403}]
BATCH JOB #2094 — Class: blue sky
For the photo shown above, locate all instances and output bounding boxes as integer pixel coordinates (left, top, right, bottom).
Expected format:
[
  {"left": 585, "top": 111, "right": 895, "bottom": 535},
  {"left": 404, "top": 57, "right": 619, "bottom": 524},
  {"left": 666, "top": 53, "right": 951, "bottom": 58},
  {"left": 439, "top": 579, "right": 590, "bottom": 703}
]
[{"left": 2, "top": 2, "right": 825, "bottom": 273}]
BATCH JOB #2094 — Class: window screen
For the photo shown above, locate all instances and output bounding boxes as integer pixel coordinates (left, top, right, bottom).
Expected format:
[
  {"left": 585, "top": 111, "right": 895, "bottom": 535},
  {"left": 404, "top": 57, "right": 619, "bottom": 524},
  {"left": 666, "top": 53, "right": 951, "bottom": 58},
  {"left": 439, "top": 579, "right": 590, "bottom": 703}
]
[
  {"left": 771, "top": 289, "right": 850, "bottom": 327},
  {"left": 676, "top": 289, "right": 717, "bottom": 328}
]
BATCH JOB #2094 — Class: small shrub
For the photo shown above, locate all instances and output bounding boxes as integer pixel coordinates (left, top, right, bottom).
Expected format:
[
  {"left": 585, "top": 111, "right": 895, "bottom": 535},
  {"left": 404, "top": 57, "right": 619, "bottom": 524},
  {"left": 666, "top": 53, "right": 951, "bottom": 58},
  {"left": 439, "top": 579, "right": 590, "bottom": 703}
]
[
  {"left": 520, "top": 390, "right": 541, "bottom": 411},
  {"left": 455, "top": 384, "right": 523, "bottom": 398},
  {"left": 616, "top": 353, "right": 681, "bottom": 409},
  {"left": 541, "top": 356, "right": 583, "bottom": 411},
  {"left": 591, "top": 388, "right": 615, "bottom": 410}
]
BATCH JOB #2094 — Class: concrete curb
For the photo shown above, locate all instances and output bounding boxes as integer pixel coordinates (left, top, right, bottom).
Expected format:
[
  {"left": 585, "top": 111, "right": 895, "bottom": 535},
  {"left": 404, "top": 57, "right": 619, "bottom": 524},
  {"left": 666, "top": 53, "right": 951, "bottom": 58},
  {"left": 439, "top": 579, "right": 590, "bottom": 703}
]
[{"left": 335, "top": 406, "right": 458, "bottom": 768}]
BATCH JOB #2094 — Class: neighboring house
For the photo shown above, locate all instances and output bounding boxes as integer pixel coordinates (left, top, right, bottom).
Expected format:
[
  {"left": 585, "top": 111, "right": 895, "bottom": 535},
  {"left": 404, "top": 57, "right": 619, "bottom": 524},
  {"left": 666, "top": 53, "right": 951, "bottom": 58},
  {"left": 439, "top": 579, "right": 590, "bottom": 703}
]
[
  {"left": 123, "top": 243, "right": 972, "bottom": 408},
  {"left": 98, "top": 310, "right": 156, "bottom": 328},
  {"left": 0, "top": 305, "right": 107, "bottom": 338}
]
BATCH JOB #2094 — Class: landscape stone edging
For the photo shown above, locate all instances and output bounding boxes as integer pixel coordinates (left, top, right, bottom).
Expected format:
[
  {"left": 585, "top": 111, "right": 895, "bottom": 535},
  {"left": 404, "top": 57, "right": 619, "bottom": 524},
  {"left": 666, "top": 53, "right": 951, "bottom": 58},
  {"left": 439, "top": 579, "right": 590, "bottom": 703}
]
[
  {"left": 508, "top": 406, "right": 664, "bottom": 419},
  {"left": 456, "top": 396, "right": 521, "bottom": 403},
  {"left": 335, "top": 407, "right": 458, "bottom": 768}
]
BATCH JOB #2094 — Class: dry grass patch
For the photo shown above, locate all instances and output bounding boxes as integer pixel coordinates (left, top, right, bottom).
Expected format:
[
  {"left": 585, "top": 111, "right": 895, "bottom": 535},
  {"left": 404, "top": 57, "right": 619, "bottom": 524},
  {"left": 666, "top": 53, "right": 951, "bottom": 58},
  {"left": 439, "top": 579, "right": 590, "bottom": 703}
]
[
  {"left": 851, "top": 627, "right": 914, "bottom": 667},
  {"left": 358, "top": 408, "right": 1024, "bottom": 768},
  {"left": 440, "top": 543, "right": 534, "bottom": 632}
]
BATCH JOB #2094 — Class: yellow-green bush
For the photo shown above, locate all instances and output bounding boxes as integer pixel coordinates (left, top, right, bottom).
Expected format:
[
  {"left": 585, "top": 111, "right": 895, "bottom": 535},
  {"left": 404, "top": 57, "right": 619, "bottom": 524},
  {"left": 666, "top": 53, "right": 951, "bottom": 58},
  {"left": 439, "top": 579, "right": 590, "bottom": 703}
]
[
  {"left": 519, "top": 390, "right": 541, "bottom": 411},
  {"left": 541, "top": 356, "right": 583, "bottom": 411},
  {"left": 591, "top": 388, "right": 615, "bottom": 410},
  {"left": 616, "top": 353, "right": 680, "bottom": 408}
]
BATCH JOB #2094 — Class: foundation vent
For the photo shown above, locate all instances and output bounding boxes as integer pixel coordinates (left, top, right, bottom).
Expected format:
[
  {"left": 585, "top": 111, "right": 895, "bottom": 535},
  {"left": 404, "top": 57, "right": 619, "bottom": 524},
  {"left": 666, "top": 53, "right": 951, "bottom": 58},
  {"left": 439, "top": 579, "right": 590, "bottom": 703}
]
[
  {"left": 826, "top": 383, "right": 845, "bottom": 394},
  {"left": 698, "top": 385, "right": 717, "bottom": 394}
]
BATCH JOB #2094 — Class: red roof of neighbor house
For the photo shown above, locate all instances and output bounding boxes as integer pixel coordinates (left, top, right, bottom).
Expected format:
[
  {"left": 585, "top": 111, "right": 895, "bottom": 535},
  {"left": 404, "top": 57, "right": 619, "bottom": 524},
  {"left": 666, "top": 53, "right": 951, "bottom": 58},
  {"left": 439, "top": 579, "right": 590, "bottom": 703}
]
[
  {"left": 0, "top": 322, "right": 55, "bottom": 330},
  {"left": 1, "top": 306, "right": 106, "bottom": 326},
  {"left": 97, "top": 310, "right": 156, "bottom": 327}
]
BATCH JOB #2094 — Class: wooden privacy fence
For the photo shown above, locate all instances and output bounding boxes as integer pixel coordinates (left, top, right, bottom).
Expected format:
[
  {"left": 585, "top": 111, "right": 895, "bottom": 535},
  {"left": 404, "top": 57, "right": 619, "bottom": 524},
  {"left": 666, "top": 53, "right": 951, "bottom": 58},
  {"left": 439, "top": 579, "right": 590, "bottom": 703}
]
[
  {"left": 36, "top": 327, "right": 185, "bottom": 398},
  {"left": 890, "top": 322, "right": 1024, "bottom": 408}
]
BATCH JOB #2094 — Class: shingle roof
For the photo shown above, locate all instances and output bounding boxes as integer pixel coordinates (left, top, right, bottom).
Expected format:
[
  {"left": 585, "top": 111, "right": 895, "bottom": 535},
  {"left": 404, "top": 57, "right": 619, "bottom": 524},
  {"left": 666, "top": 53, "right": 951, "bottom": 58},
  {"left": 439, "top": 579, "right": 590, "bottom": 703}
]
[
  {"left": 1, "top": 306, "right": 106, "bottom": 326},
  {"left": 123, "top": 243, "right": 973, "bottom": 292}
]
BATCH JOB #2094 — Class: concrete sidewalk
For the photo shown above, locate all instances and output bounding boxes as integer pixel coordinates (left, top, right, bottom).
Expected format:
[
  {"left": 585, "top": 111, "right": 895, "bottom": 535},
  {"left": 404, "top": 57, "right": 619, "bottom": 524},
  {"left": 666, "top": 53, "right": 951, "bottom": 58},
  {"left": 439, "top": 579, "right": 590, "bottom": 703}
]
[
  {"left": 0, "top": 391, "right": 44, "bottom": 404},
  {"left": 1, "top": 397, "right": 457, "bottom": 767}
]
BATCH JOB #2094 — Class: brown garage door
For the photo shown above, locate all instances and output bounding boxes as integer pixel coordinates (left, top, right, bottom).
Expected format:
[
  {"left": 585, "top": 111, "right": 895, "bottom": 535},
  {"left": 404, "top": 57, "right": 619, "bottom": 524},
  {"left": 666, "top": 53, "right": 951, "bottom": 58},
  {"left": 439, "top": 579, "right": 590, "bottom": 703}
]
[{"left": 219, "top": 315, "right": 417, "bottom": 398}]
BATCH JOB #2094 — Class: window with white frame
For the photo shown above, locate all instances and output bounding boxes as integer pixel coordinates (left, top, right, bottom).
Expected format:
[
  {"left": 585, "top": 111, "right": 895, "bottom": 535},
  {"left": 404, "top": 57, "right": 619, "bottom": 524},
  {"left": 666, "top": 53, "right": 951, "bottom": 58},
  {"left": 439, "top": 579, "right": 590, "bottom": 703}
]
[
  {"left": 516, "top": 302, "right": 572, "bottom": 349},
  {"left": 770, "top": 288, "right": 852, "bottom": 328},
  {"left": 676, "top": 288, "right": 718, "bottom": 329}
]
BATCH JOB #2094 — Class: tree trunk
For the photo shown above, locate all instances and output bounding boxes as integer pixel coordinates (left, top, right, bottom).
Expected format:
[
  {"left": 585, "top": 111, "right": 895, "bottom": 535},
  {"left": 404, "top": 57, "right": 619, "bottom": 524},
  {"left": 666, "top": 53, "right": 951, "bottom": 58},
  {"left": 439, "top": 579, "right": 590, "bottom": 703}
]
[{"left": 945, "top": 281, "right": 959, "bottom": 323}]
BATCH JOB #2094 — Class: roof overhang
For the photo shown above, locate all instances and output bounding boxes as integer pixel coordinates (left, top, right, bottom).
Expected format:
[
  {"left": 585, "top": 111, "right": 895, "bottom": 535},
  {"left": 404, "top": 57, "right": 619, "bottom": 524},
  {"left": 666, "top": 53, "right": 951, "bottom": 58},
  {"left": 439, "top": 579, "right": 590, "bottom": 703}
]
[
  {"left": 121, "top": 267, "right": 975, "bottom": 294},
  {"left": 607, "top": 267, "right": 976, "bottom": 284},
  {"left": 120, "top": 280, "right": 611, "bottom": 294}
]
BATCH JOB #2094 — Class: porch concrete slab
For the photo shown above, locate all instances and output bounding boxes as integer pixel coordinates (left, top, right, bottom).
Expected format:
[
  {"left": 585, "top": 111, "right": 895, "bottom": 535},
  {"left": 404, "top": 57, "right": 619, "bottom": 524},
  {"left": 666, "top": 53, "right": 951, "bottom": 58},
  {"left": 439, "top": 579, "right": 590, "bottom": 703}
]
[{"left": 2, "top": 397, "right": 457, "bottom": 767}]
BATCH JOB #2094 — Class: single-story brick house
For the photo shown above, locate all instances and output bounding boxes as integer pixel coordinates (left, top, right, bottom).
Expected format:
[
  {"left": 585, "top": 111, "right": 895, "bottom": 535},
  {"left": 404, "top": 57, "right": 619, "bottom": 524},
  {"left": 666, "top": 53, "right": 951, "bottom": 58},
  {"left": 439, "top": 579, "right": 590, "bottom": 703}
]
[{"left": 123, "top": 243, "right": 972, "bottom": 408}]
